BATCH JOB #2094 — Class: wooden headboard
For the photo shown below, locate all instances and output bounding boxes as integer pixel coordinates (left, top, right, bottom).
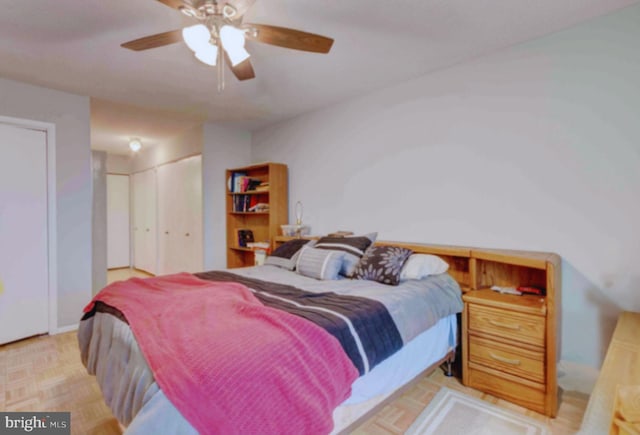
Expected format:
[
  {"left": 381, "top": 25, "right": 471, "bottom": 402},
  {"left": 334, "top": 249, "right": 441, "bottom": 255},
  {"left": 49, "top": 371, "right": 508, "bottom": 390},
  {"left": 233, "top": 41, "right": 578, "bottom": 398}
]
[
  {"left": 274, "top": 236, "right": 561, "bottom": 417},
  {"left": 274, "top": 236, "right": 558, "bottom": 294}
]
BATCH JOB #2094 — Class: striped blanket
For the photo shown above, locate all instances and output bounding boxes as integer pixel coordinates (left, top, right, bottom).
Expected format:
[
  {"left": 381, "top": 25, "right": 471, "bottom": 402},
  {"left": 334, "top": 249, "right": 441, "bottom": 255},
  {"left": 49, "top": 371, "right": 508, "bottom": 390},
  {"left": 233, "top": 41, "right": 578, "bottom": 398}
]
[{"left": 195, "top": 271, "right": 404, "bottom": 375}]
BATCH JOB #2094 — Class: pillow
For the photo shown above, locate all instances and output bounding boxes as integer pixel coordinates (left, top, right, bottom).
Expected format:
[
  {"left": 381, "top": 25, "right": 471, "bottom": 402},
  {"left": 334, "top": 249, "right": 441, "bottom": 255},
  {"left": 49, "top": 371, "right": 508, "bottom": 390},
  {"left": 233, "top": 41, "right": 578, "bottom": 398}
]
[
  {"left": 315, "top": 234, "right": 375, "bottom": 276},
  {"left": 353, "top": 245, "right": 413, "bottom": 286},
  {"left": 399, "top": 254, "right": 449, "bottom": 281},
  {"left": 295, "top": 247, "right": 345, "bottom": 280},
  {"left": 264, "top": 239, "right": 316, "bottom": 270}
]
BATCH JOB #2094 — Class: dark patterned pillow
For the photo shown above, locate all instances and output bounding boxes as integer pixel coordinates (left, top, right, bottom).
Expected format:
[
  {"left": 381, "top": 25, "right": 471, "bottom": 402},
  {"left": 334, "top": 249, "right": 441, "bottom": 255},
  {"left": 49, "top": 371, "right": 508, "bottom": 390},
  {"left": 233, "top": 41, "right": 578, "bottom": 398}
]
[
  {"left": 353, "top": 246, "right": 413, "bottom": 286},
  {"left": 315, "top": 235, "right": 374, "bottom": 276},
  {"left": 265, "top": 239, "right": 316, "bottom": 270}
]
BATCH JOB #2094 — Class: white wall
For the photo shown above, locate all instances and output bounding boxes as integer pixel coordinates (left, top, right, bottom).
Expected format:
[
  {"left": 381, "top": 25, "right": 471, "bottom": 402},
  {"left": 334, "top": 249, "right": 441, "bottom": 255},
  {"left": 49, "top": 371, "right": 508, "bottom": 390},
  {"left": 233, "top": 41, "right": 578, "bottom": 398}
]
[
  {"left": 252, "top": 5, "right": 640, "bottom": 369},
  {"left": 202, "top": 123, "right": 251, "bottom": 270},
  {"left": 0, "top": 77, "right": 92, "bottom": 328},
  {"left": 106, "top": 153, "right": 131, "bottom": 174},
  {"left": 130, "top": 125, "right": 203, "bottom": 173}
]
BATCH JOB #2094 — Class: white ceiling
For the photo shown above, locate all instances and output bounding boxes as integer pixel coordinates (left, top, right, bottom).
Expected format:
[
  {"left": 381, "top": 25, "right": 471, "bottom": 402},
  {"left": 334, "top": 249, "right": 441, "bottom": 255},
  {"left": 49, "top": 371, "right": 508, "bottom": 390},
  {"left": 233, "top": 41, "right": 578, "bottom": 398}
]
[{"left": 1, "top": 0, "right": 637, "bottom": 154}]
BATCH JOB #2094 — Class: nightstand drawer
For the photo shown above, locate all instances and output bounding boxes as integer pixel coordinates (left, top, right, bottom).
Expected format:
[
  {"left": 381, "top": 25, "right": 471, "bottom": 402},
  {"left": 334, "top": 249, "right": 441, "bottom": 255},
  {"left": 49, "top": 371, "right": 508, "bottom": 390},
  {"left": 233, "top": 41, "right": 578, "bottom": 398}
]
[
  {"left": 466, "top": 365, "right": 546, "bottom": 415},
  {"left": 469, "top": 335, "right": 545, "bottom": 383},
  {"left": 468, "top": 304, "right": 545, "bottom": 347}
]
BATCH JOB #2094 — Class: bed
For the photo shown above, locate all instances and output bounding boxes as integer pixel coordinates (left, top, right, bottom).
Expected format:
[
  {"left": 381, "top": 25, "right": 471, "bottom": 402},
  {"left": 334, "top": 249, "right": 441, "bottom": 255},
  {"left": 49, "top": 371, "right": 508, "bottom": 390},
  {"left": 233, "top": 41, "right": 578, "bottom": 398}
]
[{"left": 78, "top": 238, "right": 464, "bottom": 434}]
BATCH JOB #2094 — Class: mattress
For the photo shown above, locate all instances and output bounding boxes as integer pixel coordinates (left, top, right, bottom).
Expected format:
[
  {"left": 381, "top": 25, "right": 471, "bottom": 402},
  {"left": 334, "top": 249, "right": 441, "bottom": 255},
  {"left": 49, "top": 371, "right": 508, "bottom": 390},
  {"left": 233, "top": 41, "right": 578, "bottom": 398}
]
[{"left": 79, "top": 266, "right": 462, "bottom": 434}]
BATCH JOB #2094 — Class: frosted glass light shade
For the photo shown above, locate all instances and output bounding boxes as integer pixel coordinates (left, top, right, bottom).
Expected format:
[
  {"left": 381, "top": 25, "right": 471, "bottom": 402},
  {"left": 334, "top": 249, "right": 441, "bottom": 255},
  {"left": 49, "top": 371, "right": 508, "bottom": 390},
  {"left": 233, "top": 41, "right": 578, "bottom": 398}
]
[
  {"left": 220, "top": 25, "right": 250, "bottom": 66},
  {"left": 182, "top": 24, "right": 211, "bottom": 53},
  {"left": 195, "top": 42, "right": 218, "bottom": 66},
  {"left": 129, "top": 138, "right": 142, "bottom": 152}
]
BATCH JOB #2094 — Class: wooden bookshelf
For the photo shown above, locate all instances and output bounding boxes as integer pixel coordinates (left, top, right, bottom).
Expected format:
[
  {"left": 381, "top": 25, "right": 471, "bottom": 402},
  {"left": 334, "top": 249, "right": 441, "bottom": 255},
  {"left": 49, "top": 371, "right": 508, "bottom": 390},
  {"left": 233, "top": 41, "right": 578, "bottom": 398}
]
[{"left": 226, "top": 163, "right": 288, "bottom": 268}]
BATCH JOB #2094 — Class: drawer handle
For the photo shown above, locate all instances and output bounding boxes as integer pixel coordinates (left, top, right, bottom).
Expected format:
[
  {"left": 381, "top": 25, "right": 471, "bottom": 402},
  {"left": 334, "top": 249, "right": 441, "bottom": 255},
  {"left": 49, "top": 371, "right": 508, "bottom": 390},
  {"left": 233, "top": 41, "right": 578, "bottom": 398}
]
[
  {"left": 488, "top": 319, "right": 521, "bottom": 330},
  {"left": 489, "top": 352, "right": 521, "bottom": 366}
]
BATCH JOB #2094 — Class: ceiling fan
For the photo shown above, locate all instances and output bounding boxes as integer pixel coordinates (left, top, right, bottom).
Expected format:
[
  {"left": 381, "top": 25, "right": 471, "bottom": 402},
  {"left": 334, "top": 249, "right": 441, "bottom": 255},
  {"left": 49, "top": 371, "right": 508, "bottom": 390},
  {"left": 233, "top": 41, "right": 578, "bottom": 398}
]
[{"left": 121, "top": 0, "right": 334, "bottom": 89}]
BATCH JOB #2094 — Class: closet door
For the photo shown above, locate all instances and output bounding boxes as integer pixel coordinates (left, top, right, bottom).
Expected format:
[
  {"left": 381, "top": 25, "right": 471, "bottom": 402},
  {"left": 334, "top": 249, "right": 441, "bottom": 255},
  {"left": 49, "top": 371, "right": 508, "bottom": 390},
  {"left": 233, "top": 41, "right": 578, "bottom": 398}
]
[
  {"left": 107, "top": 174, "right": 130, "bottom": 269},
  {"left": 157, "top": 156, "right": 202, "bottom": 275},
  {"left": 180, "top": 155, "right": 203, "bottom": 273},
  {"left": 0, "top": 123, "right": 48, "bottom": 344},
  {"left": 132, "top": 169, "right": 157, "bottom": 275}
]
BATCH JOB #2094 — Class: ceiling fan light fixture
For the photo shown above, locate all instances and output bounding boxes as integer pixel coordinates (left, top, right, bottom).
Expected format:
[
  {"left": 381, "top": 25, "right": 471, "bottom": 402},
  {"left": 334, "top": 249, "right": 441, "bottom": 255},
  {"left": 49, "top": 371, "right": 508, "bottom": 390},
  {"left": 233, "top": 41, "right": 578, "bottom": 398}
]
[
  {"left": 178, "top": 5, "right": 197, "bottom": 18},
  {"left": 195, "top": 42, "right": 218, "bottom": 66},
  {"left": 222, "top": 4, "right": 237, "bottom": 19},
  {"left": 220, "top": 25, "right": 250, "bottom": 66},
  {"left": 182, "top": 24, "right": 211, "bottom": 53},
  {"left": 226, "top": 46, "right": 250, "bottom": 66}
]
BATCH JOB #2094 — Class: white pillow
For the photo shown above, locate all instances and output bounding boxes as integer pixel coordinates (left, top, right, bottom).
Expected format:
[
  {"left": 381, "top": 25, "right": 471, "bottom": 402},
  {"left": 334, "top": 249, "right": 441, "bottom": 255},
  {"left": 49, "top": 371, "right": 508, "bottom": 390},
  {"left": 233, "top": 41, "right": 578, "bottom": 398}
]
[{"left": 399, "top": 254, "right": 449, "bottom": 281}]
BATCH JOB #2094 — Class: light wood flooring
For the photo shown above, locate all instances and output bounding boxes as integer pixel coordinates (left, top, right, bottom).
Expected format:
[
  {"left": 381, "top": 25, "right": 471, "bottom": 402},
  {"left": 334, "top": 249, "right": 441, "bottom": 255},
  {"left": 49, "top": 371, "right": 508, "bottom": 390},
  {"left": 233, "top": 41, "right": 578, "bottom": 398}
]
[
  {"left": 106, "top": 268, "right": 153, "bottom": 285},
  {"left": 0, "top": 269, "right": 589, "bottom": 434}
]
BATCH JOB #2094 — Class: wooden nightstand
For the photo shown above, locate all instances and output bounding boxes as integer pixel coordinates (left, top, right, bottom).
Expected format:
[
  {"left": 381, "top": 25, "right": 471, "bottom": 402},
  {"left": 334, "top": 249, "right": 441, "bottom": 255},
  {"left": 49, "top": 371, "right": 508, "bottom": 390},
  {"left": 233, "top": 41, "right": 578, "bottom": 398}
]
[
  {"left": 461, "top": 250, "right": 560, "bottom": 417},
  {"left": 464, "top": 290, "right": 548, "bottom": 413}
]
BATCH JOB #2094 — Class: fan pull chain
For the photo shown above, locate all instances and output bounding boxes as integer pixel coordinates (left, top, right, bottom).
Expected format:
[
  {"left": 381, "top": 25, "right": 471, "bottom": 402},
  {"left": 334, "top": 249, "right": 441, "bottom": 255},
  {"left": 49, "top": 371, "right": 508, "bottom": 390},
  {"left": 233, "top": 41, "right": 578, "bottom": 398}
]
[{"left": 217, "top": 38, "right": 224, "bottom": 93}]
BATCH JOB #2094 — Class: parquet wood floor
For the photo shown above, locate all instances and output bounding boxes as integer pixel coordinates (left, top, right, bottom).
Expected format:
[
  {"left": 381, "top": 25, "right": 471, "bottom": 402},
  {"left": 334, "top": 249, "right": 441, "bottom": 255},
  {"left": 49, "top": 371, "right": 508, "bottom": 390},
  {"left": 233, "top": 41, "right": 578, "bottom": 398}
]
[{"left": 1, "top": 330, "right": 588, "bottom": 435}]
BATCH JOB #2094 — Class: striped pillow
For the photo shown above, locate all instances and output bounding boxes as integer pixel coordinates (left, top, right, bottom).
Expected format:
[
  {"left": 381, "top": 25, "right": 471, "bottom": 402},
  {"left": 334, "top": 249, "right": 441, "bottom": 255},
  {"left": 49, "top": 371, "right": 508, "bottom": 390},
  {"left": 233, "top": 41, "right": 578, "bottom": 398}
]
[
  {"left": 295, "top": 247, "right": 345, "bottom": 280},
  {"left": 315, "top": 235, "right": 374, "bottom": 277},
  {"left": 265, "top": 239, "right": 316, "bottom": 270}
]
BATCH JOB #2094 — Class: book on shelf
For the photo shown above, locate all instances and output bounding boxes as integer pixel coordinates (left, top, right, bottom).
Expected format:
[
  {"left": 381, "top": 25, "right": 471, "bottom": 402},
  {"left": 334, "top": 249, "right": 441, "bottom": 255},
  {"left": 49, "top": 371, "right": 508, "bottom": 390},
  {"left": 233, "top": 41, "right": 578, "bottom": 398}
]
[
  {"left": 237, "top": 229, "right": 255, "bottom": 247},
  {"left": 248, "top": 203, "right": 269, "bottom": 212},
  {"left": 254, "top": 181, "right": 269, "bottom": 192},
  {"left": 246, "top": 241, "right": 270, "bottom": 250},
  {"left": 230, "top": 174, "right": 264, "bottom": 193},
  {"left": 233, "top": 195, "right": 263, "bottom": 212},
  {"left": 228, "top": 172, "right": 246, "bottom": 193}
]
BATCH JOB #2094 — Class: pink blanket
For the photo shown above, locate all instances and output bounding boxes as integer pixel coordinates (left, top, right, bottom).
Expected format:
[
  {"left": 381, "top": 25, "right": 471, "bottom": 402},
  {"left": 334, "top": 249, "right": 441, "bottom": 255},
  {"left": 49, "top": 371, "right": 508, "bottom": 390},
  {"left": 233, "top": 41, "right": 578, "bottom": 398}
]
[{"left": 84, "top": 273, "right": 358, "bottom": 435}]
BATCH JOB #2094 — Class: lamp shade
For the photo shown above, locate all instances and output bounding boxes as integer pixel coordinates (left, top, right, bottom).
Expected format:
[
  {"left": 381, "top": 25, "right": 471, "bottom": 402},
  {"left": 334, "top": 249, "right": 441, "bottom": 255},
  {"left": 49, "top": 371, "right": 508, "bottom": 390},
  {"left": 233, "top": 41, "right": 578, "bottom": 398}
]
[
  {"left": 182, "top": 24, "right": 211, "bottom": 53},
  {"left": 220, "top": 25, "right": 250, "bottom": 66},
  {"left": 195, "top": 42, "right": 218, "bottom": 66}
]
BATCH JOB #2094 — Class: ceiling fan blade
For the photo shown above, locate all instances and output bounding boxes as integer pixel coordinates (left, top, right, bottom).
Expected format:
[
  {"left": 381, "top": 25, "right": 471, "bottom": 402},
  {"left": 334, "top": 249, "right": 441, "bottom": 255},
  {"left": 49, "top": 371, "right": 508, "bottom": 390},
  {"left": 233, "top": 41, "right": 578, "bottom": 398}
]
[
  {"left": 121, "top": 30, "right": 183, "bottom": 51},
  {"left": 155, "top": 0, "right": 184, "bottom": 10},
  {"left": 226, "top": 54, "right": 256, "bottom": 81},
  {"left": 245, "top": 24, "right": 333, "bottom": 54}
]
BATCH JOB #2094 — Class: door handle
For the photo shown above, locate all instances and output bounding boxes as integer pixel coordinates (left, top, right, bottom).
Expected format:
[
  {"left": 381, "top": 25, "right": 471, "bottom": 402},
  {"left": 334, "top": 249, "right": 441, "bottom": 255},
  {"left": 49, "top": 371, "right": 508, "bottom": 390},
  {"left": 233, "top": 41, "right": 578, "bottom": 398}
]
[
  {"left": 185, "top": 233, "right": 190, "bottom": 237},
  {"left": 165, "top": 231, "right": 169, "bottom": 235}
]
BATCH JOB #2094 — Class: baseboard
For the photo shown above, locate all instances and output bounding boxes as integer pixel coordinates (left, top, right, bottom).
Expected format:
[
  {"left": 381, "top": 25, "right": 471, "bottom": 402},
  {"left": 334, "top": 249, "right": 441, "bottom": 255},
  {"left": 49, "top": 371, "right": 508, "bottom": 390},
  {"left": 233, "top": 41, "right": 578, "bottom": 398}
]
[
  {"left": 557, "top": 359, "right": 600, "bottom": 395},
  {"left": 54, "top": 323, "right": 79, "bottom": 334}
]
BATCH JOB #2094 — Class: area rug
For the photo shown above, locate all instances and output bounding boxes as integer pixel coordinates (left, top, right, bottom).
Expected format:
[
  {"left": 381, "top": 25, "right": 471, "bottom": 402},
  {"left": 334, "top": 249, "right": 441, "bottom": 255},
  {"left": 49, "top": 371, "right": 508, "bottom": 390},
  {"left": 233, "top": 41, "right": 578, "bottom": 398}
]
[{"left": 406, "top": 387, "right": 550, "bottom": 435}]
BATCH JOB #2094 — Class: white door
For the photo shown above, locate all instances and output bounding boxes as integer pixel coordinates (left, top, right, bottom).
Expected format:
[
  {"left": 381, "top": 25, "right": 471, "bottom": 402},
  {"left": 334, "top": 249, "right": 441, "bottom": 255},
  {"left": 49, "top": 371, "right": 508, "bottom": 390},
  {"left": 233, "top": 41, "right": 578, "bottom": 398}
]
[
  {"left": 132, "top": 169, "right": 157, "bottom": 274},
  {"left": 182, "top": 156, "right": 203, "bottom": 273},
  {"left": 0, "top": 123, "right": 49, "bottom": 344},
  {"left": 107, "top": 174, "right": 130, "bottom": 268},
  {"left": 157, "top": 156, "right": 202, "bottom": 275},
  {"left": 157, "top": 160, "right": 182, "bottom": 275}
]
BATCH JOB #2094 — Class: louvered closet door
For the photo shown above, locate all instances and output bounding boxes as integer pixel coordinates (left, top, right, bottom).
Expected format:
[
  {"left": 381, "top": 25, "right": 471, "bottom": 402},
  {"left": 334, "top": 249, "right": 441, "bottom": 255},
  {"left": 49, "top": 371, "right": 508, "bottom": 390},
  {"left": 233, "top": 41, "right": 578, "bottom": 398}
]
[
  {"left": 132, "top": 169, "right": 157, "bottom": 275},
  {"left": 157, "top": 156, "right": 203, "bottom": 275}
]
